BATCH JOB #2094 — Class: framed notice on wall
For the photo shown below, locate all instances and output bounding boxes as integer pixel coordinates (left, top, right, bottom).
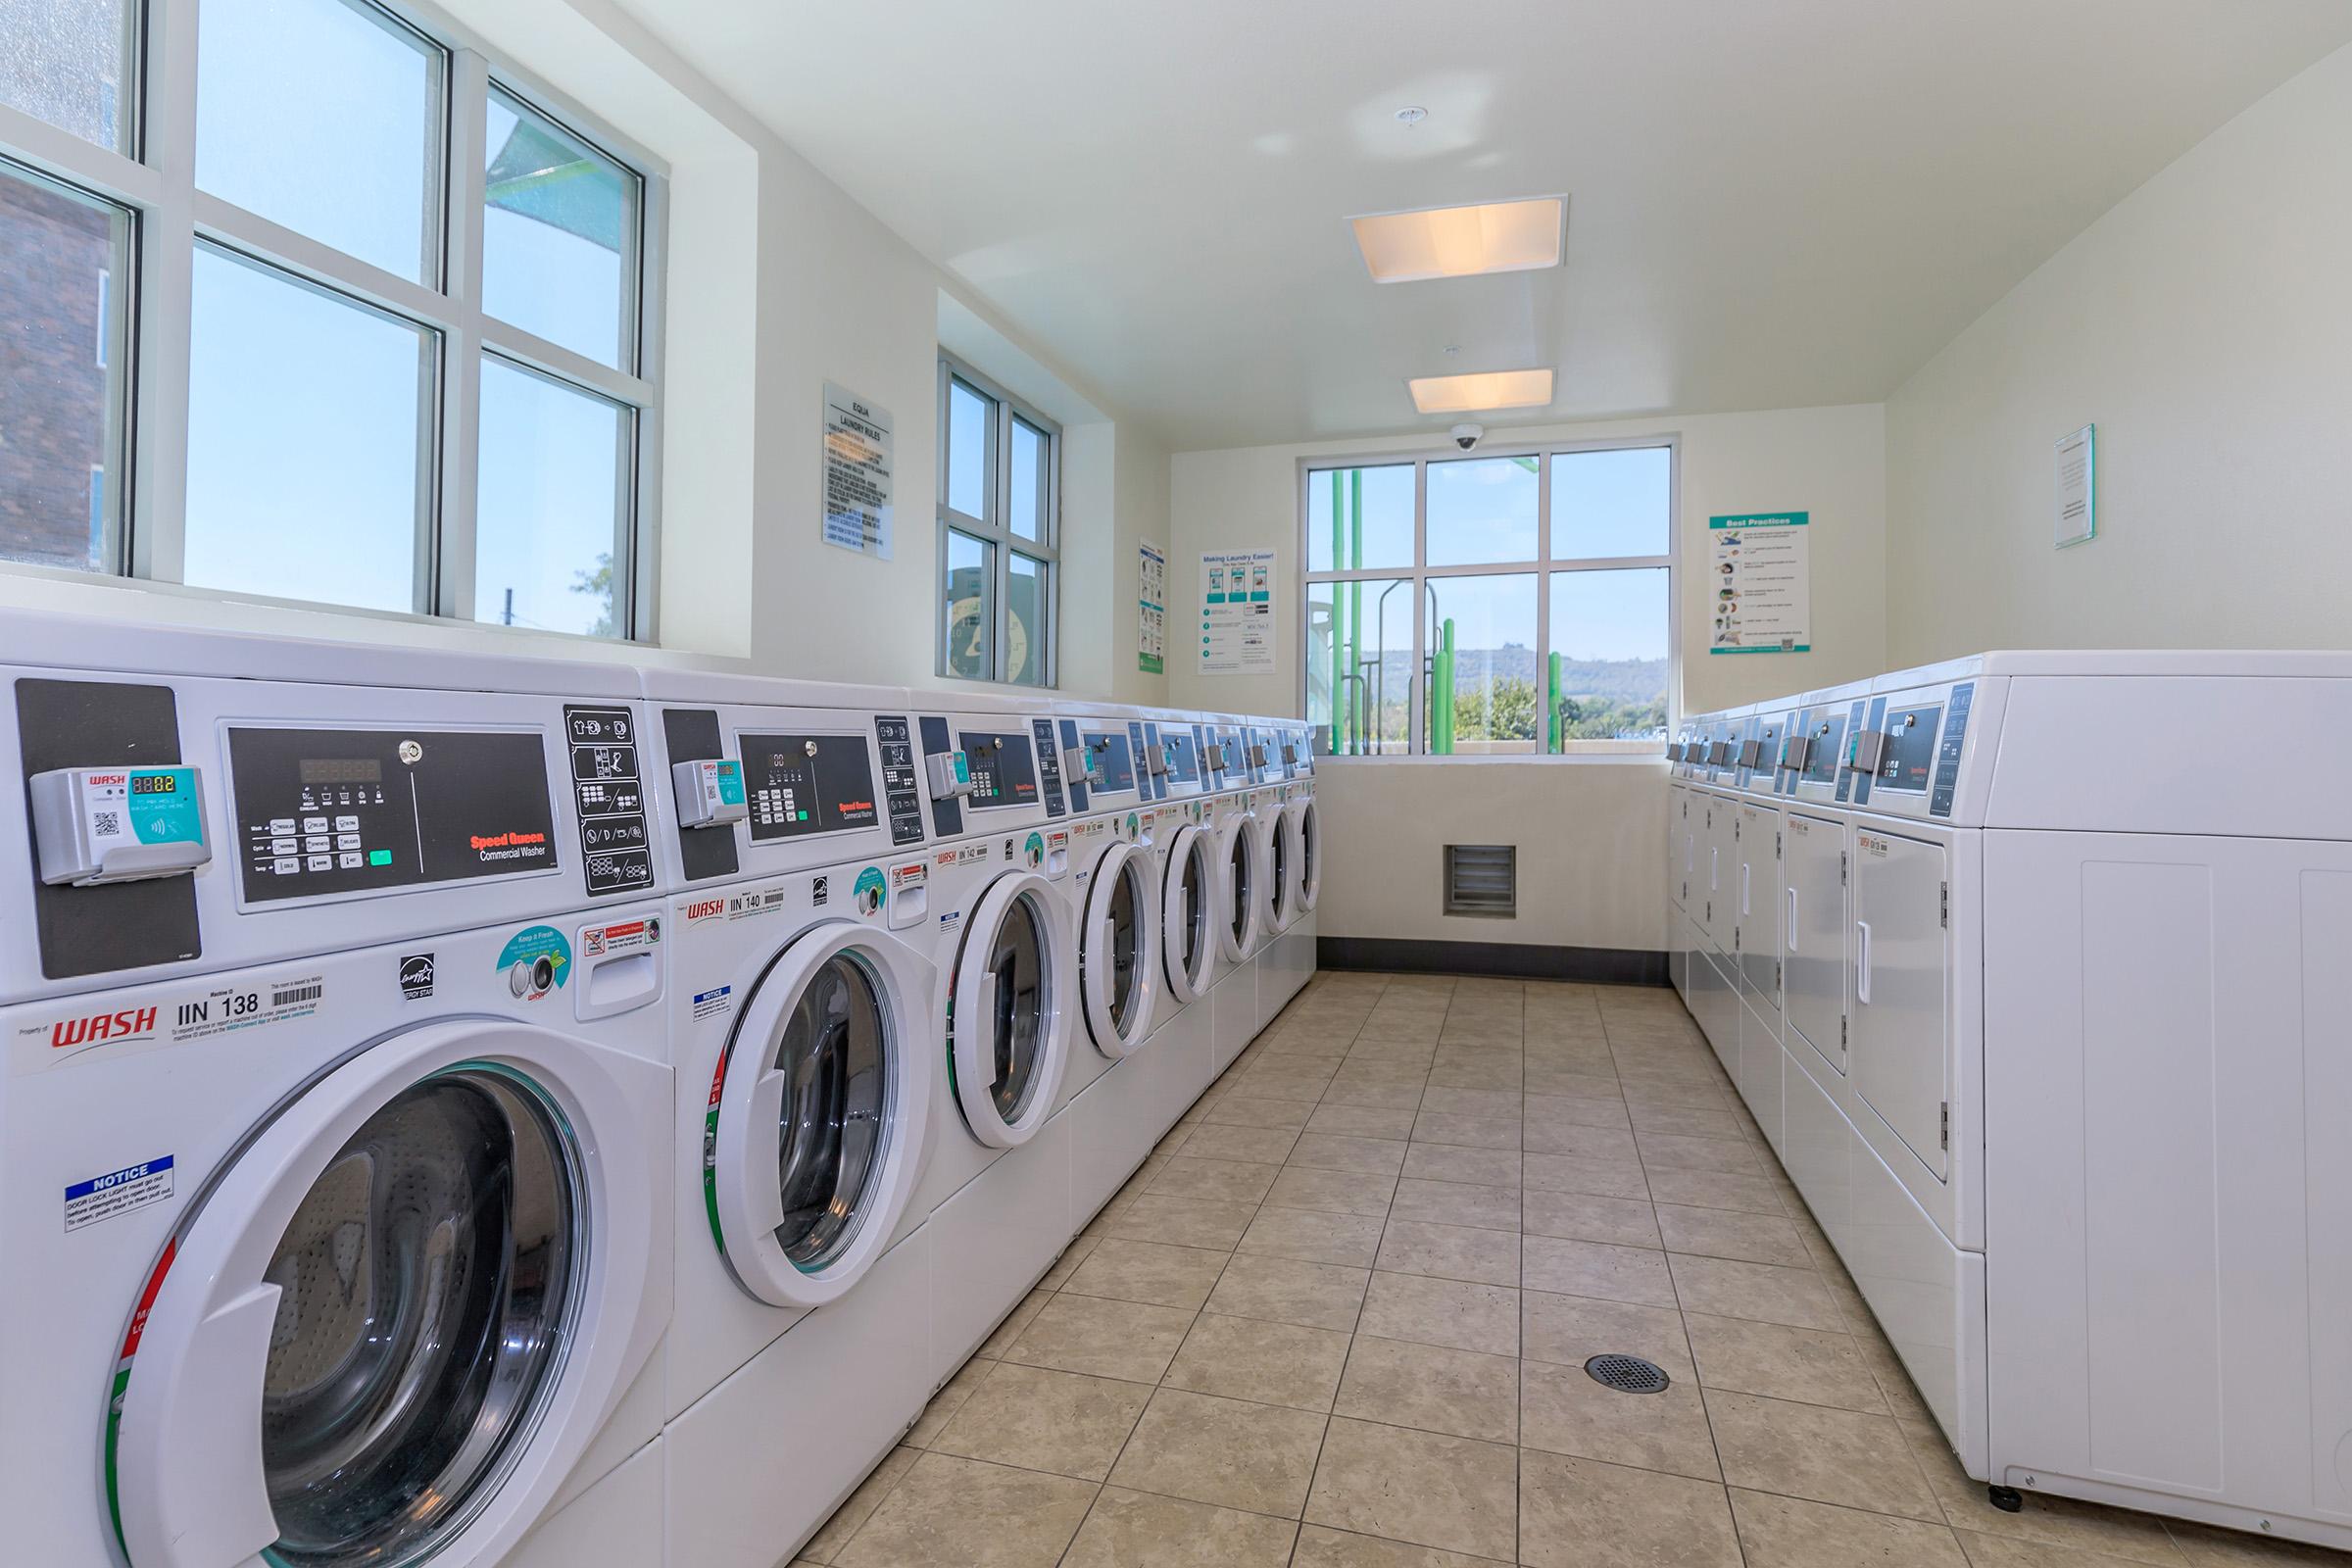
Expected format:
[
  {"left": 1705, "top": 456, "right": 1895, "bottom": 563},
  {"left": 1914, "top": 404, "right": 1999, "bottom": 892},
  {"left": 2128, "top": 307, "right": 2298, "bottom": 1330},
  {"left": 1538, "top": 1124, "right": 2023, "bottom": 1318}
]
[
  {"left": 1707, "top": 513, "right": 1810, "bottom": 654},
  {"left": 820, "top": 381, "right": 894, "bottom": 560}
]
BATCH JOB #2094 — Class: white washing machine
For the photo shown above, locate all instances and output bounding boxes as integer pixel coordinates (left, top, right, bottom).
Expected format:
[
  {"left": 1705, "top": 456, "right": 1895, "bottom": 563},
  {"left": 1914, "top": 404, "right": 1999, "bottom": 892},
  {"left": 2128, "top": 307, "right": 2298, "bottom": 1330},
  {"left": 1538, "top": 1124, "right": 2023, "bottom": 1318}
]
[
  {"left": 0, "top": 615, "right": 671, "bottom": 1568},
  {"left": 1200, "top": 721, "right": 1269, "bottom": 1073},
  {"left": 1140, "top": 713, "right": 1219, "bottom": 1073},
  {"left": 909, "top": 700, "right": 1080, "bottom": 1383},
  {"left": 1263, "top": 722, "right": 1321, "bottom": 1017},
  {"left": 637, "top": 670, "right": 944, "bottom": 1568},
  {"left": 1051, "top": 704, "right": 1204, "bottom": 1225}
]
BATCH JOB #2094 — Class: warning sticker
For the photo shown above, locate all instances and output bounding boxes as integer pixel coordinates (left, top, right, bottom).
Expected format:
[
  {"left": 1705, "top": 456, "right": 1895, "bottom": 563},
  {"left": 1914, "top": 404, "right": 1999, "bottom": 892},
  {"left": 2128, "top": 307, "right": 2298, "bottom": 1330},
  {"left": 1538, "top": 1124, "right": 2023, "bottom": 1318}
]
[
  {"left": 66, "top": 1156, "right": 174, "bottom": 1233},
  {"left": 692, "top": 984, "right": 733, "bottom": 1022},
  {"left": 582, "top": 916, "right": 662, "bottom": 958}
]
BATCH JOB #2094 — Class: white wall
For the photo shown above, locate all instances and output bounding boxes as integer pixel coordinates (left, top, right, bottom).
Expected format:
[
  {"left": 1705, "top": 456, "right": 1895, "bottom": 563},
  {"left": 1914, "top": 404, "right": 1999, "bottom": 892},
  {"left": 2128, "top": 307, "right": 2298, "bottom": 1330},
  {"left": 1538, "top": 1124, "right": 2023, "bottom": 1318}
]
[
  {"left": 1886, "top": 41, "right": 2352, "bottom": 663},
  {"left": 0, "top": 0, "right": 1170, "bottom": 707},
  {"left": 1169, "top": 403, "right": 1886, "bottom": 954},
  {"left": 1168, "top": 404, "right": 1887, "bottom": 721}
]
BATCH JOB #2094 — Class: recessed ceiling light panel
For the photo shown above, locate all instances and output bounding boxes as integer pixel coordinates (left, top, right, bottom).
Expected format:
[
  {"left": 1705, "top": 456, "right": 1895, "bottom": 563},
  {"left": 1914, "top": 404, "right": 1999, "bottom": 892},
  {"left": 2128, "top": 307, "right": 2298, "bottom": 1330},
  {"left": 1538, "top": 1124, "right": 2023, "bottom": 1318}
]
[
  {"left": 1351, "top": 197, "right": 1563, "bottom": 283},
  {"left": 1407, "top": 368, "right": 1555, "bottom": 414}
]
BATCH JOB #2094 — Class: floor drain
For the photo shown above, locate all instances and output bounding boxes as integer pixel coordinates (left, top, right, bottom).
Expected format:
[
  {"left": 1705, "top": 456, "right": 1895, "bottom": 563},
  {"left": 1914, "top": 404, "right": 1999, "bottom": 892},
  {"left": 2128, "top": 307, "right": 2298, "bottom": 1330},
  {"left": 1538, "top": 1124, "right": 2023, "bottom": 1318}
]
[{"left": 1585, "top": 1353, "right": 1671, "bottom": 1395}]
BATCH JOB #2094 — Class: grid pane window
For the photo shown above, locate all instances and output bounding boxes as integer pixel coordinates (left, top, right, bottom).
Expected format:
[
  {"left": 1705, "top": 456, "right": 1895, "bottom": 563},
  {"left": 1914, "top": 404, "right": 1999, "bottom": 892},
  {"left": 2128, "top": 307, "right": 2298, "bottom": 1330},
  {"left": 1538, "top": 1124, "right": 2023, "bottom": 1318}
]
[
  {"left": 0, "top": 0, "right": 134, "bottom": 152},
  {"left": 1009, "top": 417, "right": 1048, "bottom": 541},
  {"left": 1427, "top": 456, "right": 1539, "bottom": 566},
  {"left": 1424, "top": 573, "right": 1540, "bottom": 755},
  {"left": 482, "top": 88, "right": 638, "bottom": 369},
  {"left": 946, "top": 378, "right": 991, "bottom": 518},
  {"left": 1304, "top": 444, "right": 1675, "bottom": 757},
  {"left": 1551, "top": 446, "right": 1671, "bottom": 559},
  {"left": 195, "top": 0, "right": 441, "bottom": 281},
  {"left": 183, "top": 245, "right": 429, "bottom": 612},
  {"left": 476, "top": 358, "right": 630, "bottom": 635},
  {"left": 1305, "top": 463, "right": 1412, "bottom": 572},
  {"left": 1549, "top": 568, "right": 1671, "bottom": 744},
  {"left": 943, "top": 529, "right": 995, "bottom": 679},
  {"left": 1306, "top": 576, "right": 1414, "bottom": 753},
  {"left": 0, "top": 161, "right": 128, "bottom": 572},
  {"left": 937, "top": 355, "right": 1058, "bottom": 685},
  {"left": 0, "top": 0, "right": 662, "bottom": 640}
]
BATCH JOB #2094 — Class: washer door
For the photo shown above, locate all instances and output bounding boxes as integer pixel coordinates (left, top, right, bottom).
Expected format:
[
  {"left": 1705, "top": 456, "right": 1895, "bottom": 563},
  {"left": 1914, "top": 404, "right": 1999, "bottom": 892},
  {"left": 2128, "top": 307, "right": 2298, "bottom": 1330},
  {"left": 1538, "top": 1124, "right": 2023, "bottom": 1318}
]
[
  {"left": 1161, "top": 823, "right": 1215, "bottom": 1004},
  {"left": 1081, "top": 839, "right": 1160, "bottom": 1058},
  {"left": 1268, "top": 808, "right": 1299, "bottom": 929},
  {"left": 949, "top": 869, "right": 1074, "bottom": 1148},
  {"left": 709, "top": 920, "right": 936, "bottom": 1307},
  {"left": 1295, "top": 798, "right": 1322, "bottom": 912},
  {"left": 108, "top": 1020, "right": 664, "bottom": 1568},
  {"left": 1216, "top": 812, "right": 1265, "bottom": 962}
]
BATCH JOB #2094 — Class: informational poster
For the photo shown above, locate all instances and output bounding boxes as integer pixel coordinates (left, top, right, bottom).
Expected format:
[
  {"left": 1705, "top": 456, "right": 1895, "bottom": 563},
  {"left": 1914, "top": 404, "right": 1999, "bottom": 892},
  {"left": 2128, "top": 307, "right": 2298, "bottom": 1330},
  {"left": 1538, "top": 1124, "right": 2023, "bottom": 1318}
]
[
  {"left": 2054, "top": 424, "right": 2095, "bottom": 548},
  {"left": 1200, "top": 549, "right": 1276, "bottom": 674},
  {"left": 1137, "top": 541, "right": 1166, "bottom": 674},
  {"left": 820, "top": 381, "right": 893, "bottom": 560},
  {"left": 1707, "top": 512, "right": 1810, "bottom": 654}
]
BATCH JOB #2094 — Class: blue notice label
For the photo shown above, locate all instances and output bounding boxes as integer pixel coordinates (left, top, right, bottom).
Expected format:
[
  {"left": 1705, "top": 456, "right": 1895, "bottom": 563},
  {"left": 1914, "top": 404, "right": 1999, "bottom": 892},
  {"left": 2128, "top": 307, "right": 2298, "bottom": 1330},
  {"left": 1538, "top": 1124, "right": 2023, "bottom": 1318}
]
[{"left": 65, "top": 1155, "right": 175, "bottom": 1232}]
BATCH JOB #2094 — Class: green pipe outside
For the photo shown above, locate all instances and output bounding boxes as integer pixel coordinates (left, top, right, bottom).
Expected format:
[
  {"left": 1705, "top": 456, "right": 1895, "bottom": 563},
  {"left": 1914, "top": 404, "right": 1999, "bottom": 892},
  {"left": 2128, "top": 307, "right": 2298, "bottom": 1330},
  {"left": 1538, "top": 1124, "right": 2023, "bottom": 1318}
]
[
  {"left": 1547, "top": 651, "right": 1563, "bottom": 753},
  {"left": 1328, "top": 470, "right": 1345, "bottom": 754},
  {"left": 1348, "top": 470, "right": 1363, "bottom": 752},
  {"left": 1437, "top": 616, "right": 1456, "bottom": 754}
]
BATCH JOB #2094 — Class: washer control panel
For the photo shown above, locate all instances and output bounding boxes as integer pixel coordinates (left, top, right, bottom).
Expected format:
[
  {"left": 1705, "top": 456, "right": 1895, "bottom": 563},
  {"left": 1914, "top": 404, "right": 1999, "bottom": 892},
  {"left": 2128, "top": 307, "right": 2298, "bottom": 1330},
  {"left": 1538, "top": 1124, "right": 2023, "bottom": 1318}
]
[
  {"left": 739, "top": 731, "right": 879, "bottom": 842},
  {"left": 227, "top": 724, "right": 557, "bottom": 905},
  {"left": 957, "top": 728, "right": 1041, "bottom": 811}
]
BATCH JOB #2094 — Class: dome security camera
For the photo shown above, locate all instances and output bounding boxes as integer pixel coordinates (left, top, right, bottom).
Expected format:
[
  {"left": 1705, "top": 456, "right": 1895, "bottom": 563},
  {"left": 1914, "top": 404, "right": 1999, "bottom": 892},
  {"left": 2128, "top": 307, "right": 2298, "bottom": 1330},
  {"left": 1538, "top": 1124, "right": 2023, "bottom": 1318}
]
[{"left": 1449, "top": 423, "right": 1485, "bottom": 451}]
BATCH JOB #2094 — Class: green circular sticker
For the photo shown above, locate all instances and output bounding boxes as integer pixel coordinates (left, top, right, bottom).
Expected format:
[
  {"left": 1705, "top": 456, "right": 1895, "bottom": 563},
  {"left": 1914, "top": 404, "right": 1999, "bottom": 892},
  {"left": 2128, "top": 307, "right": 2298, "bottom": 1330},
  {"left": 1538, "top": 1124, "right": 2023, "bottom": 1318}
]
[
  {"left": 854, "top": 864, "right": 887, "bottom": 916},
  {"left": 1024, "top": 831, "right": 1045, "bottom": 867},
  {"left": 497, "top": 924, "right": 571, "bottom": 1001}
]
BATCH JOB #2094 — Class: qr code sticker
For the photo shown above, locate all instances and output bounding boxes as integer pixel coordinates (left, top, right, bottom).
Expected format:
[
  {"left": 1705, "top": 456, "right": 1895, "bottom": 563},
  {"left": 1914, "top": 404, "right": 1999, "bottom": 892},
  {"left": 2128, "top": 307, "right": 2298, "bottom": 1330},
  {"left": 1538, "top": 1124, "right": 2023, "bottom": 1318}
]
[{"left": 92, "top": 810, "right": 122, "bottom": 838}]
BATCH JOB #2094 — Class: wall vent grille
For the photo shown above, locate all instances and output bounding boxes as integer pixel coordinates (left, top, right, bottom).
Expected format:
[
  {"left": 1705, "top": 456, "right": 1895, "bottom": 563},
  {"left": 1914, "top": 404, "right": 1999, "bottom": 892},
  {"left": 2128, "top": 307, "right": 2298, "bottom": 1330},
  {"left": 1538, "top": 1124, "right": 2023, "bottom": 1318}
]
[{"left": 1444, "top": 844, "right": 1517, "bottom": 918}]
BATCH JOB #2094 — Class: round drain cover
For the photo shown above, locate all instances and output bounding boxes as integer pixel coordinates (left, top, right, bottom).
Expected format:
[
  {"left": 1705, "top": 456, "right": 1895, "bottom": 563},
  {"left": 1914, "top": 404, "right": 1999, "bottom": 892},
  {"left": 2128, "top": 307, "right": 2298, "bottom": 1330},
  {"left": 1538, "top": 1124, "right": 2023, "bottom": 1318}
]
[{"left": 1585, "top": 1353, "right": 1671, "bottom": 1395}]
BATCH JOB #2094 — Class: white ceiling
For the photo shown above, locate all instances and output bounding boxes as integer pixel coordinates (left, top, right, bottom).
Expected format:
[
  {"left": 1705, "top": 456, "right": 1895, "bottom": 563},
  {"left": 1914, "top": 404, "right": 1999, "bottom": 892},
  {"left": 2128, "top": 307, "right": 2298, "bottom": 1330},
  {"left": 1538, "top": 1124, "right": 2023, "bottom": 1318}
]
[{"left": 617, "top": 0, "right": 2352, "bottom": 451}]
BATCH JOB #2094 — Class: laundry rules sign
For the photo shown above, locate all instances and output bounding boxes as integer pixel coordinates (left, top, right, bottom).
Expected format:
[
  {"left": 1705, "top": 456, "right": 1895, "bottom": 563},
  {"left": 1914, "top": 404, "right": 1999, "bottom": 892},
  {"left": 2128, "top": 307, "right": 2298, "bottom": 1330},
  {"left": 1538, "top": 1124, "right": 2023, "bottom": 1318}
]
[{"left": 821, "top": 382, "right": 894, "bottom": 560}]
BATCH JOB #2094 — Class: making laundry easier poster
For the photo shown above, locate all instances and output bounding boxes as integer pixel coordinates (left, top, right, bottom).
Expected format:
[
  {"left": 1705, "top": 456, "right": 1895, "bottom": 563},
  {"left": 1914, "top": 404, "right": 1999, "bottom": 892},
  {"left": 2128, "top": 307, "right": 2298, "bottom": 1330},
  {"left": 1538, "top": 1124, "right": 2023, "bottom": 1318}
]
[
  {"left": 1199, "top": 549, "right": 1276, "bottom": 674},
  {"left": 1138, "top": 541, "right": 1166, "bottom": 674},
  {"left": 1707, "top": 513, "right": 1810, "bottom": 654}
]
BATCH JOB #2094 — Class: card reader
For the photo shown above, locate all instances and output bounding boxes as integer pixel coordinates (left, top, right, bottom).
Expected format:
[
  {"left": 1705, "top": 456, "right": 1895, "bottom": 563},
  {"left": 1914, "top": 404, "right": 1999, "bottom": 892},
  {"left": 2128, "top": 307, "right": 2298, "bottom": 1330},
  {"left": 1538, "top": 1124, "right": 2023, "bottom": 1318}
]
[
  {"left": 672, "top": 757, "right": 748, "bottom": 829},
  {"left": 30, "top": 765, "right": 212, "bottom": 886}
]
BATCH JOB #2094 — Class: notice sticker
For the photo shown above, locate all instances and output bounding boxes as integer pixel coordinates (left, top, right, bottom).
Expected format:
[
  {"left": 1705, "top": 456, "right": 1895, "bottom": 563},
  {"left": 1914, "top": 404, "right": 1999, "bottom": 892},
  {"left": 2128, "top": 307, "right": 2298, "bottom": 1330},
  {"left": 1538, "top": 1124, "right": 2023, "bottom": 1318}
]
[
  {"left": 66, "top": 1156, "right": 174, "bottom": 1233},
  {"left": 692, "top": 984, "right": 733, "bottom": 1022}
]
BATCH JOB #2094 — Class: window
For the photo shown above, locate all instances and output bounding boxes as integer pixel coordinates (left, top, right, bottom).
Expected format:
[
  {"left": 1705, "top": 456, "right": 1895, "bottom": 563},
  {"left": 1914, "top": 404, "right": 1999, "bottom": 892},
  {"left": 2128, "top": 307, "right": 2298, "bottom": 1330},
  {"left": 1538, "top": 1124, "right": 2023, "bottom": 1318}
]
[
  {"left": 0, "top": 0, "right": 663, "bottom": 639},
  {"left": 1303, "top": 441, "right": 1675, "bottom": 756},
  {"left": 938, "top": 354, "right": 1058, "bottom": 686}
]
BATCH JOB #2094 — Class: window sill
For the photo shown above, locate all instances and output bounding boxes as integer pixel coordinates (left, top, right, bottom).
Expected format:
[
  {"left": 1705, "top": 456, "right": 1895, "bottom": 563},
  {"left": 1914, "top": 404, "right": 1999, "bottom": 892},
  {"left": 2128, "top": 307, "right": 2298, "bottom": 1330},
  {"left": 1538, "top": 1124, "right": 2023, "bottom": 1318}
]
[{"left": 1317, "top": 752, "right": 1667, "bottom": 766}]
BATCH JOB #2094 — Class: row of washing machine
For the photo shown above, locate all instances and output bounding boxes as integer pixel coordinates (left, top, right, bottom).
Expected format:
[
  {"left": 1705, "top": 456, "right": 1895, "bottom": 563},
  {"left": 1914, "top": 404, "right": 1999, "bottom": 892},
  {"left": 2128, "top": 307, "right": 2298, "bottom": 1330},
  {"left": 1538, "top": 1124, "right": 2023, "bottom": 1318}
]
[
  {"left": 0, "top": 610, "right": 1326, "bottom": 1568},
  {"left": 1668, "top": 650, "right": 2352, "bottom": 1550}
]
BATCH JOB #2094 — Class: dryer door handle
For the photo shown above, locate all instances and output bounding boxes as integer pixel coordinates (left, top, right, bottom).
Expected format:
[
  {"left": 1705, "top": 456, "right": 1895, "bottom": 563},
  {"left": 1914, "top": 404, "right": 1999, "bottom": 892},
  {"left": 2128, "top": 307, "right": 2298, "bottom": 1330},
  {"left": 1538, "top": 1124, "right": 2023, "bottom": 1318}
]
[
  {"left": 1854, "top": 920, "right": 1873, "bottom": 1005},
  {"left": 1786, "top": 887, "right": 1798, "bottom": 951},
  {"left": 1740, "top": 861, "right": 1751, "bottom": 918}
]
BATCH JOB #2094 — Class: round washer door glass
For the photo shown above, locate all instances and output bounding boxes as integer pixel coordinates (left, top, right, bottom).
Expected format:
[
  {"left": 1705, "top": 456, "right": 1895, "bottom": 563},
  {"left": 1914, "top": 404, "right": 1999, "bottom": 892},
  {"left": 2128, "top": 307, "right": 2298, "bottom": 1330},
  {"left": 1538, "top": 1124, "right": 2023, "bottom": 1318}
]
[
  {"left": 1272, "top": 816, "right": 1292, "bottom": 916},
  {"left": 1227, "top": 828, "right": 1252, "bottom": 942},
  {"left": 1105, "top": 859, "right": 1143, "bottom": 1031},
  {"left": 262, "top": 1067, "right": 578, "bottom": 1568},
  {"left": 770, "top": 952, "right": 890, "bottom": 1267},
  {"left": 982, "top": 894, "right": 1048, "bottom": 1120},
  {"left": 1176, "top": 842, "right": 1207, "bottom": 973}
]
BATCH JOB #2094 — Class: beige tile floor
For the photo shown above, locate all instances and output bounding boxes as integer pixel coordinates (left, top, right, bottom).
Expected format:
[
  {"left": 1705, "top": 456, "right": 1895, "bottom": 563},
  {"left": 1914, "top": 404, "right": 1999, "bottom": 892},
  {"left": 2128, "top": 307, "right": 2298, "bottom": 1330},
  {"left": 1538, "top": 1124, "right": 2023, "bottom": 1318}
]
[{"left": 798, "top": 972, "right": 2349, "bottom": 1567}]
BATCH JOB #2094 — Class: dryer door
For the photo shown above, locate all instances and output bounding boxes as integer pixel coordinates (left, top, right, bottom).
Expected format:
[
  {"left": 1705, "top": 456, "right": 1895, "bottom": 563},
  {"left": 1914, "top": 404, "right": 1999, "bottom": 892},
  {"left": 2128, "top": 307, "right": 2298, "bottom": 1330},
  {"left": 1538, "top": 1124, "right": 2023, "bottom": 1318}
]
[
  {"left": 949, "top": 869, "right": 1074, "bottom": 1148},
  {"left": 1294, "top": 798, "right": 1322, "bottom": 912},
  {"left": 709, "top": 919, "right": 937, "bottom": 1306},
  {"left": 1215, "top": 814, "right": 1265, "bottom": 962},
  {"left": 1161, "top": 823, "right": 1215, "bottom": 1004},
  {"left": 1081, "top": 840, "right": 1159, "bottom": 1059},
  {"left": 108, "top": 1020, "right": 664, "bottom": 1568}
]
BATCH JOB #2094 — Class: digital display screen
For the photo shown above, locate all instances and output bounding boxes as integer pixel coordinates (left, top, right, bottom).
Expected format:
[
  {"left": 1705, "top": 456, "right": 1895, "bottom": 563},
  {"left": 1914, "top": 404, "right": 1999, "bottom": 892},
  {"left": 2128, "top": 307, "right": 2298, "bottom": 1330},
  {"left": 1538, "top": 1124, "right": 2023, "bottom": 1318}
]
[
  {"left": 301, "top": 758, "right": 384, "bottom": 785},
  {"left": 1162, "top": 731, "right": 1199, "bottom": 783},
  {"left": 1802, "top": 716, "right": 1845, "bottom": 785},
  {"left": 1877, "top": 705, "right": 1944, "bottom": 792},
  {"left": 958, "top": 728, "right": 1040, "bottom": 810},
  {"left": 739, "top": 732, "right": 879, "bottom": 842},
  {"left": 131, "top": 773, "right": 177, "bottom": 795}
]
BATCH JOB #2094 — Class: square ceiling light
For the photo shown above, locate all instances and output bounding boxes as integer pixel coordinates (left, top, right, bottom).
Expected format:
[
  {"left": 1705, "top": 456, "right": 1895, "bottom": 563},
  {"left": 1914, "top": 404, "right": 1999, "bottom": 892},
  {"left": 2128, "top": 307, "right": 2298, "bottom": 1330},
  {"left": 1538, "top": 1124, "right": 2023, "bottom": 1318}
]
[
  {"left": 1350, "top": 197, "right": 1564, "bottom": 283},
  {"left": 1407, "top": 368, "right": 1555, "bottom": 414}
]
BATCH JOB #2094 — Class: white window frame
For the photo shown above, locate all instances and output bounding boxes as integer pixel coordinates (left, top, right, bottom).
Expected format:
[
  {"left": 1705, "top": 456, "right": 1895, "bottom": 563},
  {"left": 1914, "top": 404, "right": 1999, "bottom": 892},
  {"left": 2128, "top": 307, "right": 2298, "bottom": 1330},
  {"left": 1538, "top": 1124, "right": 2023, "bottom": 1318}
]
[
  {"left": 1297, "top": 435, "right": 1679, "bottom": 757},
  {"left": 0, "top": 0, "right": 668, "bottom": 640},
  {"left": 936, "top": 350, "right": 1059, "bottom": 687}
]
